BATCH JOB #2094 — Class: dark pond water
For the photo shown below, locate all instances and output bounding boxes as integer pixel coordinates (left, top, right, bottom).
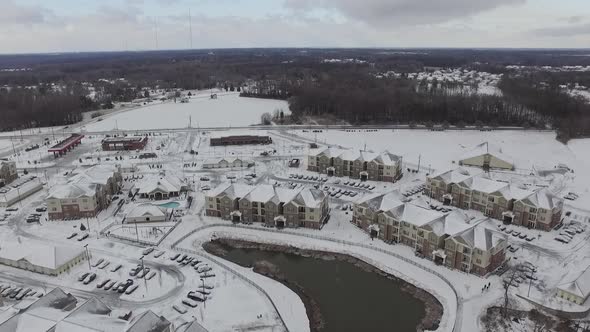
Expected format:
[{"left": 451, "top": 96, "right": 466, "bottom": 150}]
[{"left": 217, "top": 246, "right": 427, "bottom": 332}]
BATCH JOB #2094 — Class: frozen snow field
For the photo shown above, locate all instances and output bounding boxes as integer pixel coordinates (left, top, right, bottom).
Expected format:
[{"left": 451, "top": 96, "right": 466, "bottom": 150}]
[{"left": 85, "top": 93, "right": 289, "bottom": 131}]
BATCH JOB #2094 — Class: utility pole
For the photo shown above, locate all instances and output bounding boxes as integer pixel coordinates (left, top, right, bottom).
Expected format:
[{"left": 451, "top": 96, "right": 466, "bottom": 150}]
[
  {"left": 135, "top": 222, "right": 140, "bottom": 243},
  {"left": 527, "top": 267, "right": 536, "bottom": 297},
  {"left": 188, "top": 9, "right": 193, "bottom": 49},
  {"left": 417, "top": 154, "right": 421, "bottom": 173}
]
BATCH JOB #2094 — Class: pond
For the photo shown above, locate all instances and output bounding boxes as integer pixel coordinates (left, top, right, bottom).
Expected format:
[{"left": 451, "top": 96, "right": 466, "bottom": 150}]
[{"left": 210, "top": 241, "right": 432, "bottom": 332}]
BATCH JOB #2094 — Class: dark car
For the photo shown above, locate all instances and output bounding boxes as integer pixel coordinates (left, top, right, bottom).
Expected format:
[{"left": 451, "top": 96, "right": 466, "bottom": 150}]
[
  {"left": 118, "top": 279, "right": 134, "bottom": 293},
  {"left": 67, "top": 232, "right": 78, "bottom": 239}
]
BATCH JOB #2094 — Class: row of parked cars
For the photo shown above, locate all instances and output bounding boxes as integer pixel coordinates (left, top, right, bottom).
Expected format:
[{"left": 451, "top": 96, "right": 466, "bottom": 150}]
[
  {"left": 337, "top": 179, "right": 376, "bottom": 191},
  {"left": 323, "top": 186, "right": 359, "bottom": 199},
  {"left": 498, "top": 226, "right": 536, "bottom": 242},
  {"left": 428, "top": 204, "right": 453, "bottom": 213},
  {"left": 403, "top": 184, "right": 425, "bottom": 197},
  {"left": 0, "top": 283, "right": 43, "bottom": 300},
  {"left": 288, "top": 173, "right": 328, "bottom": 182},
  {"left": 96, "top": 276, "right": 139, "bottom": 295},
  {"left": 554, "top": 222, "right": 586, "bottom": 244}
]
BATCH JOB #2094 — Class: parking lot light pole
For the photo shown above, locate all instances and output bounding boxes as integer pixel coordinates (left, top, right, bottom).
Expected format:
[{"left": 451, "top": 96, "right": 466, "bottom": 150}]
[
  {"left": 84, "top": 244, "right": 92, "bottom": 270},
  {"left": 200, "top": 278, "right": 206, "bottom": 308},
  {"left": 527, "top": 268, "right": 536, "bottom": 297}
]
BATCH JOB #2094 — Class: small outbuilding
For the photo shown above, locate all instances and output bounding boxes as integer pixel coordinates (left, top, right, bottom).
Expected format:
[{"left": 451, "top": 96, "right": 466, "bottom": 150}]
[
  {"left": 458, "top": 142, "right": 514, "bottom": 171},
  {"left": 125, "top": 205, "right": 167, "bottom": 223},
  {"left": 556, "top": 265, "right": 590, "bottom": 305}
]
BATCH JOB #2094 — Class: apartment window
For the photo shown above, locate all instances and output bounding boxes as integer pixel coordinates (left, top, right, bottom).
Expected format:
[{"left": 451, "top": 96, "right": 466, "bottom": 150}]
[
  {"left": 252, "top": 202, "right": 258, "bottom": 207},
  {"left": 476, "top": 259, "right": 482, "bottom": 264},
  {"left": 488, "top": 197, "right": 494, "bottom": 202},
  {"left": 298, "top": 207, "right": 305, "bottom": 213},
  {"left": 309, "top": 208, "right": 314, "bottom": 213},
  {"left": 209, "top": 204, "right": 214, "bottom": 209},
  {"left": 52, "top": 207, "right": 57, "bottom": 212},
  {"left": 261, "top": 203, "right": 265, "bottom": 208}
]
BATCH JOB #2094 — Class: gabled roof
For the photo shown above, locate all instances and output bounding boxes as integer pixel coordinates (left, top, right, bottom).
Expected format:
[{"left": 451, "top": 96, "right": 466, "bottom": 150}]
[
  {"left": 521, "top": 188, "right": 562, "bottom": 210},
  {"left": 243, "top": 185, "right": 278, "bottom": 203},
  {"left": 430, "top": 167, "right": 481, "bottom": 184},
  {"left": 0, "top": 240, "right": 85, "bottom": 270},
  {"left": 500, "top": 184, "right": 534, "bottom": 201},
  {"left": 310, "top": 148, "right": 401, "bottom": 165},
  {"left": 136, "top": 175, "right": 183, "bottom": 195},
  {"left": 454, "top": 221, "right": 506, "bottom": 251},
  {"left": 177, "top": 320, "right": 209, "bottom": 332},
  {"left": 47, "top": 182, "right": 96, "bottom": 200},
  {"left": 558, "top": 266, "right": 590, "bottom": 300},
  {"left": 424, "top": 210, "right": 473, "bottom": 237},
  {"left": 386, "top": 204, "right": 444, "bottom": 227},
  {"left": 357, "top": 191, "right": 404, "bottom": 212},
  {"left": 126, "top": 310, "right": 171, "bottom": 332},
  {"left": 207, "top": 183, "right": 252, "bottom": 200},
  {"left": 126, "top": 205, "right": 165, "bottom": 219},
  {"left": 459, "top": 141, "right": 513, "bottom": 165},
  {"left": 292, "top": 188, "right": 326, "bottom": 208},
  {"left": 460, "top": 176, "right": 508, "bottom": 194}
]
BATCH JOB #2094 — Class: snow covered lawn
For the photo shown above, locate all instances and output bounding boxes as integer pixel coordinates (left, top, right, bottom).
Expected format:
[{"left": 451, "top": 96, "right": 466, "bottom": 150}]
[{"left": 85, "top": 93, "right": 289, "bottom": 131}]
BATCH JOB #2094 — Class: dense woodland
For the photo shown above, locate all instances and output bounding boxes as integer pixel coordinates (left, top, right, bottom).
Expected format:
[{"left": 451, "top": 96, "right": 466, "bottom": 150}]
[{"left": 0, "top": 48, "right": 589, "bottom": 141}]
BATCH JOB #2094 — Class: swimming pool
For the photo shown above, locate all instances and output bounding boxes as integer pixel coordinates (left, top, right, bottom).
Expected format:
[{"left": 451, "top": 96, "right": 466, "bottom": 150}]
[{"left": 157, "top": 202, "right": 180, "bottom": 209}]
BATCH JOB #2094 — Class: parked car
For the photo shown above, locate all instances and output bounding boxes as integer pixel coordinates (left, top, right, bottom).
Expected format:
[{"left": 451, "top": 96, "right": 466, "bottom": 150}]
[
  {"left": 153, "top": 251, "right": 165, "bottom": 258},
  {"left": 78, "top": 272, "right": 90, "bottom": 282},
  {"left": 187, "top": 291, "right": 206, "bottom": 302},
  {"left": 83, "top": 273, "right": 97, "bottom": 285},
  {"left": 145, "top": 271, "right": 156, "bottom": 280},
  {"left": 97, "top": 279, "right": 111, "bottom": 289},
  {"left": 142, "top": 248, "right": 155, "bottom": 256},
  {"left": 67, "top": 232, "right": 78, "bottom": 239},
  {"left": 111, "top": 264, "right": 123, "bottom": 272},
  {"left": 92, "top": 258, "right": 105, "bottom": 268},
  {"left": 125, "top": 284, "right": 139, "bottom": 295},
  {"left": 77, "top": 234, "right": 89, "bottom": 241},
  {"left": 170, "top": 253, "right": 181, "bottom": 261},
  {"left": 118, "top": 280, "right": 134, "bottom": 293},
  {"left": 173, "top": 304, "right": 188, "bottom": 314},
  {"left": 182, "top": 298, "right": 199, "bottom": 308},
  {"left": 103, "top": 281, "right": 117, "bottom": 291}
]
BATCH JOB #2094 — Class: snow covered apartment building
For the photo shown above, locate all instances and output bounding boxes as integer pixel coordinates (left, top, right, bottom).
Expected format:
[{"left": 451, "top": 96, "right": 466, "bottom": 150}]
[
  {"left": 426, "top": 168, "right": 563, "bottom": 231},
  {"left": 353, "top": 191, "right": 507, "bottom": 276},
  {"left": 307, "top": 148, "right": 402, "bottom": 183},
  {"left": 46, "top": 165, "right": 122, "bottom": 220},
  {"left": 206, "top": 183, "right": 330, "bottom": 229}
]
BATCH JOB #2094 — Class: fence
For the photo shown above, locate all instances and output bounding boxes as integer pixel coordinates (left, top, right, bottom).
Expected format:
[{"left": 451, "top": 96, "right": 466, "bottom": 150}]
[{"left": 171, "top": 223, "right": 462, "bottom": 332}]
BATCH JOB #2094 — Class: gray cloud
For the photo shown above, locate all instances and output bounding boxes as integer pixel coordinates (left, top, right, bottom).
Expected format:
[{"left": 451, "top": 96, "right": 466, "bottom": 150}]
[
  {"left": 532, "top": 23, "right": 590, "bottom": 37},
  {"left": 0, "top": 0, "right": 52, "bottom": 25},
  {"left": 284, "top": 0, "right": 526, "bottom": 25}
]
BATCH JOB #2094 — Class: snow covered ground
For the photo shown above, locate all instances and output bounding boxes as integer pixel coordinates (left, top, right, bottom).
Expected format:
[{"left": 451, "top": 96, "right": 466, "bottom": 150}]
[{"left": 85, "top": 93, "right": 289, "bottom": 131}]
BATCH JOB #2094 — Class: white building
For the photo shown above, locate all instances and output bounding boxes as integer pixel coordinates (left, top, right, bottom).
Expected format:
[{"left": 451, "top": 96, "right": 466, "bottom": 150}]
[
  {"left": 125, "top": 205, "right": 167, "bottom": 223},
  {"left": 556, "top": 265, "right": 590, "bottom": 305},
  {"left": 0, "top": 241, "right": 86, "bottom": 276},
  {"left": 0, "top": 176, "right": 44, "bottom": 207}
]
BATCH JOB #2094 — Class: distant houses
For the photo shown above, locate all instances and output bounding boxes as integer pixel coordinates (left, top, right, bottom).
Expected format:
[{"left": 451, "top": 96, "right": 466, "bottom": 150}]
[
  {"left": 202, "top": 157, "right": 254, "bottom": 169},
  {"left": 205, "top": 183, "right": 330, "bottom": 229},
  {"left": 307, "top": 148, "right": 402, "bottom": 183},
  {"left": 47, "top": 165, "right": 122, "bottom": 220},
  {"left": 426, "top": 168, "right": 563, "bottom": 231},
  {"left": 352, "top": 191, "right": 508, "bottom": 276}
]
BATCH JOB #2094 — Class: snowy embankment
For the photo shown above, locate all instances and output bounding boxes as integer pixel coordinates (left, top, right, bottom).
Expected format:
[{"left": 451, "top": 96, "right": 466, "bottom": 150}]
[{"left": 174, "top": 224, "right": 460, "bottom": 332}]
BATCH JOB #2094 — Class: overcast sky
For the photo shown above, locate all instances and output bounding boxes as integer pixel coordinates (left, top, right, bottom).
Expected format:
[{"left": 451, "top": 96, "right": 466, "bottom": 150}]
[{"left": 1, "top": 0, "right": 589, "bottom": 53}]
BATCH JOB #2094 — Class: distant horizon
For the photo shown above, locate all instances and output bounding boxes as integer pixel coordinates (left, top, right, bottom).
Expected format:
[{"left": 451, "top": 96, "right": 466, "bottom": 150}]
[
  {"left": 1, "top": 46, "right": 590, "bottom": 58},
  {"left": 1, "top": 0, "right": 589, "bottom": 53}
]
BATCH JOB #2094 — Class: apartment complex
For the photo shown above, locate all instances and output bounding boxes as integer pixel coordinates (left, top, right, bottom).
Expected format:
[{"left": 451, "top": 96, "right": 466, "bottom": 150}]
[
  {"left": 206, "top": 183, "right": 330, "bottom": 229},
  {"left": 0, "top": 160, "right": 17, "bottom": 187},
  {"left": 47, "top": 165, "right": 122, "bottom": 220},
  {"left": 352, "top": 192, "right": 507, "bottom": 276},
  {"left": 426, "top": 168, "right": 563, "bottom": 231},
  {"left": 307, "top": 148, "right": 402, "bottom": 183}
]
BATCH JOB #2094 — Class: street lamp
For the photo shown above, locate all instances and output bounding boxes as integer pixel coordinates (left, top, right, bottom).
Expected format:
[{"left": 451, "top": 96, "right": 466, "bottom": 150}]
[
  {"left": 200, "top": 278, "right": 206, "bottom": 308},
  {"left": 84, "top": 244, "right": 92, "bottom": 270}
]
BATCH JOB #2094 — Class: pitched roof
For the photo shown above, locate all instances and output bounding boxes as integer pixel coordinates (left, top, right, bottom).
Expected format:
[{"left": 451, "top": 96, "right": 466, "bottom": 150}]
[
  {"left": 0, "top": 240, "right": 85, "bottom": 271},
  {"left": 386, "top": 204, "right": 444, "bottom": 227},
  {"left": 126, "top": 205, "right": 165, "bottom": 219},
  {"left": 126, "top": 310, "right": 171, "bottom": 332},
  {"left": 357, "top": 191, "right": 404, "bottom": 212},
  {"left": 47, "top": 182, "right": 96, "bottom": 200},
  {"left": 459, "top": 141, "right": 513, "bottom": 165},
  {"left": 292, "top": 188, "right": 326, "bottom": 208},
  {"left": 136, "top": 175, "right": 183, "bottom": 195},
  {"left": 460, "top": 176, "right": 508, "bottom": 194},
  {"left": 430, "top": 167, "right": 481, "bottom": 184},
  {"left": 558, "top": 266, "right": 590, "bottom": 300},
  {"left": 425, "top": 210, "right": 474, "bottom": 237},
  {"left": 521, "top": 188, "right": 562, "bottom": 210},
  {"left": 310, "top": 148, "right": 401, "bottom": 165},
  {"left": 454, "top": 221, "right": 506, "bottom": 251},
  {"left": 177, "top": 320, "right": 209, "bottom": 332}
]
